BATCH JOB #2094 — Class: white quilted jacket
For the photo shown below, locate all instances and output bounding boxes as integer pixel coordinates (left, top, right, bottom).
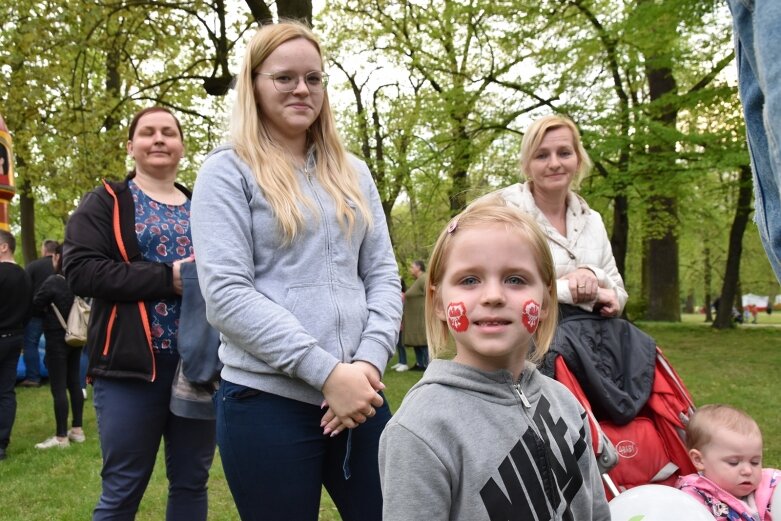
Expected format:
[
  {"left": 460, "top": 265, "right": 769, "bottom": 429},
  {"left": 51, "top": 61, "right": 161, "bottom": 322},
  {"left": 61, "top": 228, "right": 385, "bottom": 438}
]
[{"left": 490, "top": 182, "right": 628, "bottom": 314}]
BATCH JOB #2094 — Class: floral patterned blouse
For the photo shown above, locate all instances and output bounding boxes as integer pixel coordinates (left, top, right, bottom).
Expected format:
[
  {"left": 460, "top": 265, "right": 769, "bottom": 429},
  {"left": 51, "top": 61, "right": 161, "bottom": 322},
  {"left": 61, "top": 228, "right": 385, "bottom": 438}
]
[{"left": 130, "top": 179, "right": 192, "bottom": 354}]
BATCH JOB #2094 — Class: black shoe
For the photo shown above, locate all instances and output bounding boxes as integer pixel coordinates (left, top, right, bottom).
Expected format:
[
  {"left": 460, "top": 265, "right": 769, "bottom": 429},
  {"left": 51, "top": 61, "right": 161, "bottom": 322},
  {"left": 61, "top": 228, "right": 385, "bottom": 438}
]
[
  {"left": 18, "top": 379, "right": 41, "bottom": 388},
  {"left": 410, "top": 365, "right": 426, "bottom": 371},
  {"left": 0, "top": 447, "right": 6, "bottom": 460}
]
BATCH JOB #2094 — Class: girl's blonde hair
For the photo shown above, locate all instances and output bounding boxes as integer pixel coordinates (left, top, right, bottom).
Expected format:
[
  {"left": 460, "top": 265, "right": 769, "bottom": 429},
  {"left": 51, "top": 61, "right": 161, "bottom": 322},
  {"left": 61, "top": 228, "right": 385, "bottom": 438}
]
[
  {"left": 520, "top": 114, "right": 592, "bottom": 190},
  {"left": 425, "top": 195, "right": 558, "bottom": 363},
  {"left": 686, "top": 404, "right": 762, "bottom": 451},
  {"left": 231, "top": 20, "right": 372, "bottom": 244}
]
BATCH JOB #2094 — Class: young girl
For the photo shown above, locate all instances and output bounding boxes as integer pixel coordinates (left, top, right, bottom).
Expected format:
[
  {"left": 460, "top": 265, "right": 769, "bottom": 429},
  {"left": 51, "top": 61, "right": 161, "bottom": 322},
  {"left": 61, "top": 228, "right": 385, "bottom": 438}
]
[
  {"left": 378, "top": 196, "right": 610, "bottom": 521},
  {"left": 676, "top": 404, "right": 780, "bottom": 520}
]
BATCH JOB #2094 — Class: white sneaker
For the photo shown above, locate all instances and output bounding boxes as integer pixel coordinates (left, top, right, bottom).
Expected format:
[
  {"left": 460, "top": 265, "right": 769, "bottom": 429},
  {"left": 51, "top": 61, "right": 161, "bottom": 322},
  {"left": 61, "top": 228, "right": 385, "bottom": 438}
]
[
  {"left": 67, "top": 430, "right": 86, "bottom": 443},
  {"left": 35, "top": 436, "right": 69, "bottom": 449},
  {"left": 390, "top": 363, "right": 401, "bottom": 370},
  {"left": 82, "top": 388, "right": 88, "bottom": 399},
  {"left": 394, "top": 364, "right": 409, "bottom": 372}
]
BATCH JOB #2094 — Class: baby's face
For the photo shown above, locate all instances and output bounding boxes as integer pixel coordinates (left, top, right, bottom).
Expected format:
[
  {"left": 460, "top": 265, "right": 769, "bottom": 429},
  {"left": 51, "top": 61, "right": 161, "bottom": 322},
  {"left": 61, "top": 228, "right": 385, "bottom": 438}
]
[{"left": 693, "top": 429, "right": 763, "bottom": 498}]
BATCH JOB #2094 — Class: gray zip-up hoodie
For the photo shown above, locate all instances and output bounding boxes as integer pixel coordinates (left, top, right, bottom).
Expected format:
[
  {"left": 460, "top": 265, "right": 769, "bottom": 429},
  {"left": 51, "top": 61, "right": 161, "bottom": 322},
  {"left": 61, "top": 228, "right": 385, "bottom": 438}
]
[
  {"left": 379, "top": 359, "right": 610, "bottom": 521},
  {"left": 191, "top": 146, "right": 401, "bottom": 405}
]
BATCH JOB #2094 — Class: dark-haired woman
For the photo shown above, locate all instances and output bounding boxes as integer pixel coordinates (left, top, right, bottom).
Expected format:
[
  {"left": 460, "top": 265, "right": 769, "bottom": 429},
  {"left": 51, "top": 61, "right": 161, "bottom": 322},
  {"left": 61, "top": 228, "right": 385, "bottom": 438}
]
[
  {"left": 64, "top": 107, "right": 216, "bottom": 521},
  {"left": 32, "top": 244, "right": 85, "bottom": 449}
]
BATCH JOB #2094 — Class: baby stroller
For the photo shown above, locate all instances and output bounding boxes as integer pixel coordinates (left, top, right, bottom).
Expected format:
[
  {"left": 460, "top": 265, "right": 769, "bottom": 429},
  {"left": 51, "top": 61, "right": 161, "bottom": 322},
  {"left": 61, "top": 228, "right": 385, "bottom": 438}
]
[{"left": 540, "top": 306, "right": 696, "bottom": 500}]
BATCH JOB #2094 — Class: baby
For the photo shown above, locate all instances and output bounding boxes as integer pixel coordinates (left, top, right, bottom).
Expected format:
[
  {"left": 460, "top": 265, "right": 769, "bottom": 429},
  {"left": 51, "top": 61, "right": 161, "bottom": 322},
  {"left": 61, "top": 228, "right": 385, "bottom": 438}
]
[{"left": 676, "top": 404, "right": 779, "bottom": 520}]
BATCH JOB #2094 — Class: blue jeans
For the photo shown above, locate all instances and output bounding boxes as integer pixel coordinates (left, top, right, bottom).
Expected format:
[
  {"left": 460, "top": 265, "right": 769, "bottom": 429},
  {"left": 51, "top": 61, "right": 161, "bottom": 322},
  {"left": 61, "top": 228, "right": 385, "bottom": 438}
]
[
  {"left": 396, "top": 330, "right": 407, "bottom": 365},
  {"left": 215, "top": 380, "right": 391, "bottom": 521},
  {"left": 22, "top": 317, "right": 43, "bottom": 382},
  {"left": 412, "top": 346, "right": 429, "bottom": 368},
  {"left": 92, "top": 354, "right": 216, "bottom": 521},
  {"left": 727, "top": 0, "right": 781, "bottom": 282},
  {"left": 0, "top": 334, "right": 22, "bottom": 451}
]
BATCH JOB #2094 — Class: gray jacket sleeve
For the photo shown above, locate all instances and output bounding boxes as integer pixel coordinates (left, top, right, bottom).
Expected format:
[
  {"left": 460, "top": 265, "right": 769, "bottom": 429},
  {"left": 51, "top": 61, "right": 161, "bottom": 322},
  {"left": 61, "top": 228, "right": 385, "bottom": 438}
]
[{"left": 353, "top": 161, "right": 403, "bottom": 373}]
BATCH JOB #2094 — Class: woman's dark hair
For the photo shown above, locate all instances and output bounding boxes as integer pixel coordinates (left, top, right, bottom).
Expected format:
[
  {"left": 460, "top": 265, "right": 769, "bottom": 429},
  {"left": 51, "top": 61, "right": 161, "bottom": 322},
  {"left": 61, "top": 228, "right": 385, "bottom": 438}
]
[
  {"left": 54, "top": 244, "right": 64, "bottom": 274},
  {"left": 413, "top": 259, "right": 426, "bottom": 272},
  {"left": 128, "top": 107, "right": 184, "bottom": 142}
]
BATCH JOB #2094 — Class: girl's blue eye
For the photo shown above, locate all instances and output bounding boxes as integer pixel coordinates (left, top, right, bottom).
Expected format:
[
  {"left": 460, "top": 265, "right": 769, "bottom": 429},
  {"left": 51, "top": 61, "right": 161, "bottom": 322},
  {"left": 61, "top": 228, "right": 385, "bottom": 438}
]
[
  {"left": 506, "top": 276, "right": 525, "bottom": 285},
  {"left": 461, "top": 276, "right": 479, "bottom": 286}
]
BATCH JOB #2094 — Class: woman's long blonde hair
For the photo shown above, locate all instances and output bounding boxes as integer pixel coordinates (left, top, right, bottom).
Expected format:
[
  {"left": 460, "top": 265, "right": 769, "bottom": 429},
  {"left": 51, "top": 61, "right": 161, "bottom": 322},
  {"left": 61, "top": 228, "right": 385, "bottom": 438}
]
[
  {"left": 231, "top": 21, "right": 372, "bottom": 244},
  {"left": 520, "top": 114, "right": 592, "bottom": 190},
  {"left": 425, "top": 195, "right": 558, "bottom": 364}
]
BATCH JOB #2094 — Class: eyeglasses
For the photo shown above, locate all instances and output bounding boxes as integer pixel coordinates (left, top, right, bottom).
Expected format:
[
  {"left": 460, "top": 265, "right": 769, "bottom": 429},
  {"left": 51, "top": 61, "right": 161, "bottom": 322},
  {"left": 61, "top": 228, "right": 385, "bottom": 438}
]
[{"left": 254, "top": 71, "right": 329, "bottom": 93}]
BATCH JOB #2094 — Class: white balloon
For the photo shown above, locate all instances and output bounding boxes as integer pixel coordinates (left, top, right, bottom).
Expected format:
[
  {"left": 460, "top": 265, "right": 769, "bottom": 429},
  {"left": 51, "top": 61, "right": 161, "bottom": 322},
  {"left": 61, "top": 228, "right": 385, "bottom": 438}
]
[{"left": 609, "top": 484, "right": 714, "bottom": 521}]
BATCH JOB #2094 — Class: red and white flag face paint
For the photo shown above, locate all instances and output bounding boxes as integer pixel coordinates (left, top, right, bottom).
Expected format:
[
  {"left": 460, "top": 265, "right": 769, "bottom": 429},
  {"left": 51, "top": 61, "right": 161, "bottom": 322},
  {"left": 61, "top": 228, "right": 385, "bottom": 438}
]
[
  {"left": 522, "top": 299, "right": 541, "bottom": 333},
  {"left": 447, "top": 302, "right": 469, "bottom": 332}
]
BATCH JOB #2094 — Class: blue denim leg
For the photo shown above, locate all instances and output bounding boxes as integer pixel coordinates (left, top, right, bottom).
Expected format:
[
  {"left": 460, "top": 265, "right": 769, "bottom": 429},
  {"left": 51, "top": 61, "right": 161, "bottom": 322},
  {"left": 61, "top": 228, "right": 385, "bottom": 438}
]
[
  {"left": 396, "top": 331, "right": 407, "bottom": 365},
  {"left": 22, "top": 317, "right": 43, "bottom": 382},
  {"left": 215, "top": 381, "right": 389, "bottom": 521},
  {"left": 413, "top": 346, "right": 429, "bottom": 368},
  {"left": 728, "top": 0, "right": 781, "bottom": 281},
  {"left": 79, "top": 349, "right": 89, "bottom": 389},
  {"left": 92, "top": 354, "right": 215, "bottom": 521},
  {"left": 0, "top": 335, "right": 22, "bottom": 450},
  {"left": 322, "top": 399, "right": 391, "bottom": 521}
]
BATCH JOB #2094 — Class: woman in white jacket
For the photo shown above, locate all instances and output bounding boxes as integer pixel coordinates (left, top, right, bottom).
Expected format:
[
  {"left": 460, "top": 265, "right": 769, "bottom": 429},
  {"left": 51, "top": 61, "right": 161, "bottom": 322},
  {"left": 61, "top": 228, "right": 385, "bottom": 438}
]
[{"left": 488, "top": 114, "right": 627, "bottom": 317}]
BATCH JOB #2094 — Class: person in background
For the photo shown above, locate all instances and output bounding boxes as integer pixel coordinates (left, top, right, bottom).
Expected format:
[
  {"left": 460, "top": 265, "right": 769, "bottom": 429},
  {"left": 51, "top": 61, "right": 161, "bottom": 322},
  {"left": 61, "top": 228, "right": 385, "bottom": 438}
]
[
  {"left": 677, "top": 404, "right": 779, "bottom": 520},
  {"left": 191, "top": 20, "right": 401, "bottom": 521},
  {"left": 379, "top": 197, "right": 610, "bottom": 521},
  {"left": 400, "top": 260, "right": 428, "bottom": 372},
  {"left": 726, "top": 1, "right": 781, "bottom": 284},
  {"left": 31, "top": 244, "right": 85, "bottom": 449},
  {"left": 0, "top": 230, "right": 32, "bottom": 461},
  {"left": 64, "top": 107, "right": 215, "bottom": 520},
  {"left": 485, "top": 114, "right": 627, "bottom": 318},
  {"left": 20, "top": 239, "right": 58, "bottom": 387},
  {"left": 390, "top": 278, "right": 409, "bottom": 371}
]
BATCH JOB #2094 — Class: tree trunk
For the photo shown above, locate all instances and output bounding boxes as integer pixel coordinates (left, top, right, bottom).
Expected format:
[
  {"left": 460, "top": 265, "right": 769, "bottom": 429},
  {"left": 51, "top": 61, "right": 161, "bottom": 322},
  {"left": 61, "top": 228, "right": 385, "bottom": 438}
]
[
  {"left": 713, "top": 165, "right": 753, "bottom": 329},
  {"left": 277, "top": 0, "right": 313, "bottom": 26},
  {"left": 703, "top": 246, "right": 713, "bottom": 322},
  {"left": 244, "top": 0, "right": 273, "bottom": 24},
  {"left": 18, "top": 178, "right": 36, "bottom": 264},
  {"left": 643, "top": 62, "right": 680, "bottom": 321},
  {"left": 611, "top": 193, "right": 629, "bottom": 281}
]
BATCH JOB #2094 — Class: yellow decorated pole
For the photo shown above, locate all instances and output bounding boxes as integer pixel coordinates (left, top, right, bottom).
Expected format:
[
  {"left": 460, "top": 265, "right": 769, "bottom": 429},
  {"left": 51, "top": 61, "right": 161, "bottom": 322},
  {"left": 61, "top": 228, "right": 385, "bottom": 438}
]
[{"left": 0, "top": 113, "right": 15, "bottom": 231}]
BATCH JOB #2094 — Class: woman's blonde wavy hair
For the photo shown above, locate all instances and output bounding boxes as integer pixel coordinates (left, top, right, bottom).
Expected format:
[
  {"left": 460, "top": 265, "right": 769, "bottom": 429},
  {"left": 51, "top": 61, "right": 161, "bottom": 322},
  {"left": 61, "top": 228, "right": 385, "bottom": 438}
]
[
  {"left": 425, "top": 195, "right": 558, "bottom": 364},
  {"left": 520, "top": 114, "right": 592, "bottom": 190},
  {"left": 231, "top": 20, "right": 372, "bottom": 244}
]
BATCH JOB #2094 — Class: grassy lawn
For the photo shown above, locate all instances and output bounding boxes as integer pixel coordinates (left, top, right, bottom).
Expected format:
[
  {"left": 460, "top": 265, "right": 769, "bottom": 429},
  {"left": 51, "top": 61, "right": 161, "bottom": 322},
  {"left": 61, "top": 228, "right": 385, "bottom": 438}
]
[{"left": 0, "top": 320, "right": 778, "bottom": 520}]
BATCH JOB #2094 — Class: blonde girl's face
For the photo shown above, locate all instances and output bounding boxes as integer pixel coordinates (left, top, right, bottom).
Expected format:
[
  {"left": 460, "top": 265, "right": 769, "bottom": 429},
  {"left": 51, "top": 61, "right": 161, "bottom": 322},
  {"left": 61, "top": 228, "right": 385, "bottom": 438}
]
[
  {"left": 433, "top": 223, "right": 548, "bottom": 379},
  {"left": 253, "top": 38, "right": 325, "bottom": 144},
  {"left": 690, "top": 428, "right": 763, "bottom": 499}
]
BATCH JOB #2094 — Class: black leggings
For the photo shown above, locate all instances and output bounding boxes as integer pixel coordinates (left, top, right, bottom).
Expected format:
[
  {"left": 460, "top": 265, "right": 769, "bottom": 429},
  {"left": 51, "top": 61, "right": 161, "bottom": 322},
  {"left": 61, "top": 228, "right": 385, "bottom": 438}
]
[{"left": 43, "top": 330, "right": 84, "bottom": 437}]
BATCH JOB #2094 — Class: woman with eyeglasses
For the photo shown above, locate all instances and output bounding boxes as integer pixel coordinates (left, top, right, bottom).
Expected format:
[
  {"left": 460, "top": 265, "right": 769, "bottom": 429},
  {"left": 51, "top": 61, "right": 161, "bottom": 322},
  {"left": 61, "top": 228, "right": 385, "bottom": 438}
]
[{"left": 191, "top": 21, "right": 401, "bottom": 521}]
